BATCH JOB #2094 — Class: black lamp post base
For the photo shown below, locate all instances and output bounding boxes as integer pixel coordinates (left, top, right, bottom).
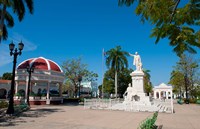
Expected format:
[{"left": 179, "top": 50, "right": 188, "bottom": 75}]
[
  {"left": 185, "top": 99, "right": 190, "bottom": 104},
  {"left": 6, "top": 105, "right": 14, "bottom": 115}
]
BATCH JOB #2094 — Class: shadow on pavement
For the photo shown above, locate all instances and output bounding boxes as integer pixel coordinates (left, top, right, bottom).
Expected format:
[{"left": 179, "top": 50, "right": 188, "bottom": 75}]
[{"left": 0, "top": 107, "right": 64, "bottom": 127}]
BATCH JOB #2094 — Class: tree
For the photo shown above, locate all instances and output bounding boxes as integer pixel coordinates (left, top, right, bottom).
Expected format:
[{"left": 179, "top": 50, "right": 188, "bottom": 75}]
[
  {"left": 118, "top": 0, "right": 200, "bottom": 56},
  {"left": 100, "top": 68, "right": 132, "bottom": 98},
  {"left": 106, "top": 46, "right": 128, "bottom": 97},
  {"left": 143, "top": 69, "right": 153, "bottom": 96},
  {"left": 0, "top": 0, "right": 34, "bottom": 42},
  {"left": 169, "top": 70, "right": 185, "bottom": 99},
  {"left": 99, "top": 68, "right": 115, "bottom": 97},
  {"left": 118, "top": 68, "right": 132, "bottom": 97},
  {"left": 62, "top": 57, "right": 98, "bottom": 98},
  {"left": 169, "top": 54, "right": 199, "bottom": 102},
  {"left": 1, "top": 72, "right": 12, "bottom": 80},
  {"left": 62, "top": 80, "right": 75, "bottom": 97}
]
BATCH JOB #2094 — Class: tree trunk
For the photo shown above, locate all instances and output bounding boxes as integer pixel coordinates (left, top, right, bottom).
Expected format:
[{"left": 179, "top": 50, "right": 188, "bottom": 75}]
[
  {"left": 184, "top": 75, "right": 189, "bottom": 104},
  {"left": 115, "top": 71, "right": 118, "bottom": 98},
  {"left": 75, "top": 85, "right": 78, "bottom": 98}
]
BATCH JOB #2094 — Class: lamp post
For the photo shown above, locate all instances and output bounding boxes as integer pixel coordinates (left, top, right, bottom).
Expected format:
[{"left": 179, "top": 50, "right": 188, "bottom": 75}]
[
  {"left": 78, "top": 76, "right": 82, "bottom": 98},
  {"left": 6, "top": 41, "right": 24, "bottom": 115},
  {"left": 26, "top": 65, "right": 34, "bottom": 106}
]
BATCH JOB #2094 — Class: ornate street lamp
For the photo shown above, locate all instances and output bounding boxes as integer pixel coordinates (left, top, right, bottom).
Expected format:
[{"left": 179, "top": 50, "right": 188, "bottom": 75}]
[
  {"left": 78, "top": 76, "right": 82, "bottom": 98},
  {"left": 6, "top": 41, "right": 24, "bottom": 115},
  {"left": 26, "top": 64, "right": 34, "bottom": 106}
]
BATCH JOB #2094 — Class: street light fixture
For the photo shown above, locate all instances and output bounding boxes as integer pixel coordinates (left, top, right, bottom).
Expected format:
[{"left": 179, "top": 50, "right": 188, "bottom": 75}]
[
  {"left": 78, "top": 76, "right": 82, "bottom": 98},
  {"left": 6, "top": 41, "right": 24, "bottom": 115},
  {"left": 26, "top": 64, "right": 34, "bottom": 106}
]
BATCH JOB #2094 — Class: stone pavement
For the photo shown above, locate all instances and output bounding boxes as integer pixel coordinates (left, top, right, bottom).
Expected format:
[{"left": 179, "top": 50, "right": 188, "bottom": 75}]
[{"left": 0, "top": 103, "right": 200, "bottom": 129}]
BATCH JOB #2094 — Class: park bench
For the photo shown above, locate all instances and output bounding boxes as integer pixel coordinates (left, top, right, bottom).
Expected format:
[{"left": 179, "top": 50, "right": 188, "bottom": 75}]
[
  {"left": 14, "top": 103, "right": 29, "bottom": 115},
  {"left": 177, "top": 99, "right": 184, "bottom": 105},
  {"left": 137, "top": 111, "right": 158, "bottom": 129}
]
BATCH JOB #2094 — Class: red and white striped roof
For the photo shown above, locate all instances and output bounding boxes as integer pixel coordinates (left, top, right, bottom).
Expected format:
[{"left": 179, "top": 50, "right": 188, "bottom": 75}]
[{"left": 17, "top": 57, "right": 63, "bottom": 72}]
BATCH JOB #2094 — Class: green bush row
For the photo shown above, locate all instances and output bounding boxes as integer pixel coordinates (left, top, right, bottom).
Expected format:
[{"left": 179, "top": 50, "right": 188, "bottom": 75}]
[{"left": 178, "top": 98, "right": 200, "bottom": 104}]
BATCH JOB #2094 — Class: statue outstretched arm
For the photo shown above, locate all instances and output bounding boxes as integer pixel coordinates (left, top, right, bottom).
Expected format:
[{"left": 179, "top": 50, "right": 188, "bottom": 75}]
[{"left": 129, "top": 53, "right": 134, "bottom": 57}]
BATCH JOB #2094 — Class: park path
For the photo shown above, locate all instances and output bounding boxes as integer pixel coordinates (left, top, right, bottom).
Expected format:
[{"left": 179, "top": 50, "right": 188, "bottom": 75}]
[
  {"left": 157, "top": 104, "right": 200, "bottom": 129},
  {"left": 0, "top": 103, "right": 200, "bottom": 129}
]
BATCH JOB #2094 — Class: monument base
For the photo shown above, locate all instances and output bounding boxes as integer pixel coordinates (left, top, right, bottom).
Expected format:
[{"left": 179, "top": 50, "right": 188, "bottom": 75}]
[
  {"left": 130, "top": 71, "right": 144, "bottom": 93},
  {"left": 123, "top": 70, "right": 152, "bottom": 108}
]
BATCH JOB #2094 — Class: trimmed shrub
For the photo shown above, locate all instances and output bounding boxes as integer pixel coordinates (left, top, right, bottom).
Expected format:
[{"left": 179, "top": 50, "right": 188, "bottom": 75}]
[
  {"left": 196, "top": 100, "right": 200, "bottom": 104},
  {"left": 189, "top": 98, "right": 197, "bottom": 103},
  {"left": 0, "top": 100, "right": 8, "bottom": 108}
]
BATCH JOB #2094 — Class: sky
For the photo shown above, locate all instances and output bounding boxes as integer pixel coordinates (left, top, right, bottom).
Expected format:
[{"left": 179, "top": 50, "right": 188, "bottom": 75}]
[{"left": 0, "top": 0, "right": 199, "bottom": 86}]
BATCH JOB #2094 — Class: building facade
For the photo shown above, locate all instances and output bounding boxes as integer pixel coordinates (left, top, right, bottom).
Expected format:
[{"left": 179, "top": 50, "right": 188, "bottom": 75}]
[
  {"left": 15, "top": 57, "right": 64, "bottom": 104},
  {"left": 81, "top": 81, "right": 98, "bottom": 97}
]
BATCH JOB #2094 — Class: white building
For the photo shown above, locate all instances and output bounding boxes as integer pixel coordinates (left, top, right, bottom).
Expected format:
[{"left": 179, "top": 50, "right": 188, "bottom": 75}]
[
  {"left": 153, "top": 83, "right": 173, "bottom": 100},
  {"left": 81, "top": 81, "right": 98, "bottom": 97},
  {"left": 0, "top": 80, "right": 11, "bottom": 99}
]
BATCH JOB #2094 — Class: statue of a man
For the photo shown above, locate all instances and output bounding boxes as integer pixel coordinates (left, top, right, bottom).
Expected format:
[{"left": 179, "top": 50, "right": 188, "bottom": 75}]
[{"left": 129, "top": 52, "right": 142, "bottom": 71}]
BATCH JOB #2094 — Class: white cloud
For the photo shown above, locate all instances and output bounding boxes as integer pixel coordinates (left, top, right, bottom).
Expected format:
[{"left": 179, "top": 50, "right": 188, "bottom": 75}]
[
  {"left": 0, "top": 32, "right": 37, "bottom": 67},
  {"left": 9, "top": 32, "right": 37, "bottom": 51},
  {"left": 0, "top": 44, "right": 12, "bottom": 67}
]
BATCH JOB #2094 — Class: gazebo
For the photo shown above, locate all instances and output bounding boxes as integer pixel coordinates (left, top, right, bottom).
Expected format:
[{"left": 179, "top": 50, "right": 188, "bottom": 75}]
[
  {"left": 153, "top": 83, "right": 173, "bottom": 100},
  {"left": 15, "top": 57, "right": 65, "bottom": 105}
]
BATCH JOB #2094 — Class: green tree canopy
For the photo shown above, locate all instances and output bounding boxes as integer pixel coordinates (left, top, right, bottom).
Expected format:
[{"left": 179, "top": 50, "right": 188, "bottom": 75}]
[
  {"left": 169, "top": 54, "right": 199, "bottom": 100},
  {"left": 100, "top": 68, "right": 132, "bottom": 97},
  {"left": 118, "top": 0, "right": 200, "bottom": 56},
  {"left": 106, "top": 46, "right": 128, "bottom": 97},
  {"left": 1, "top": 72, "right": 12, "bottom": 80},
  {"left": 62, "top": 57, "right": 98, "bottom": 98},
  {"left": 169, "top": 70, "right": 185, "bottom": 95}
]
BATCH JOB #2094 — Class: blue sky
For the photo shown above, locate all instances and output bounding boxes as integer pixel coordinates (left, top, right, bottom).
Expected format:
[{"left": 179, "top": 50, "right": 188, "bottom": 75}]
[{"left": 0, "top": 0, "right": 199, "bottom": 86}]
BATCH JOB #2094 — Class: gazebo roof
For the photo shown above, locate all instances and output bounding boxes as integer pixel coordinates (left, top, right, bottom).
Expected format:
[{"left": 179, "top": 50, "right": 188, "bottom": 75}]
[
  {"left": 17, "top": 57, "right": 63, "bottom": 72},
  {"left": 154, "top": 83, "right": 172, "bottom": 89}
]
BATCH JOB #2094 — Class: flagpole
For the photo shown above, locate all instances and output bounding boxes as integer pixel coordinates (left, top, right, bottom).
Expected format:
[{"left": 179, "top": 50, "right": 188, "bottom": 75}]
[{"left": 102, "top": 48, "right": 104, "bottom": 99}]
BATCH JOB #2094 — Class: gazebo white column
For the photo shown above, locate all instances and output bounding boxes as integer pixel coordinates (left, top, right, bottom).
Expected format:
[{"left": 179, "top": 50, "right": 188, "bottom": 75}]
[
  {"left": 15, "top": 81, "right": 19, "bottom": 94},
  {"left": 46, "top": 80, "right": 51, "bottom": 104},
  {"left": 25, "top": 76, "right": 29, "bottom": 103},
  {"left": 154, "top": 91, "right": 157, "bottom": 99}
]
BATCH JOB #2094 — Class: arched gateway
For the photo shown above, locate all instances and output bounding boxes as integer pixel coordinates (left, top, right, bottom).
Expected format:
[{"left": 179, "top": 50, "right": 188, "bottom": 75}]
[{"left": 15, "top": 57, "right": 65, "bottom": 105}]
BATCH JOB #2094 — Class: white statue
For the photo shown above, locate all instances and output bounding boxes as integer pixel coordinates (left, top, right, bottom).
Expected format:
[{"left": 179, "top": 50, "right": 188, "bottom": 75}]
[
  {"left": 129, "top": 52, "right": 142, "bottom": 71},
  {"left": 124, "top": 83, "right": 137, "bottom": 102}
]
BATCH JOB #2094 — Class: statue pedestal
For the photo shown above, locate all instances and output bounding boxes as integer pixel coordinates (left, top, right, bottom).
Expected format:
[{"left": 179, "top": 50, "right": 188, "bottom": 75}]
[
  {"left": 124, "top": 70, "right": 152, "bottom": 106},
  {"left": 130, "top": 71, "right": 144, "bottom": 93}
]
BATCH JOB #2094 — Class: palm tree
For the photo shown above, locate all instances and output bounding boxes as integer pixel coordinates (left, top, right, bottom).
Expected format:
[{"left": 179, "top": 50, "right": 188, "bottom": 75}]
[
  {"left": 0, "top": 0, "right": 34, "bottom": 42},
  {"left": 106, "top": 46, "right": 128, "bottom": 98}
]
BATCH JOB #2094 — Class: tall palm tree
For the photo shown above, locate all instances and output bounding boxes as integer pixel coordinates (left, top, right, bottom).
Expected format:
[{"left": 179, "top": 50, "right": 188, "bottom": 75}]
[
  {"left": 0, "top": 0, "right": 33, "bottom": 42},
  {"left": 106, "top": 46, "right": 128, "bottom": 98}
]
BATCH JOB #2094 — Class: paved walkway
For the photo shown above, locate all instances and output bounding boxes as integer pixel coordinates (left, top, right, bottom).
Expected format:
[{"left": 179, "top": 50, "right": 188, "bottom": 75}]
[{"left": 0, "top": 103, "right": 200, "bottom": 129}]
